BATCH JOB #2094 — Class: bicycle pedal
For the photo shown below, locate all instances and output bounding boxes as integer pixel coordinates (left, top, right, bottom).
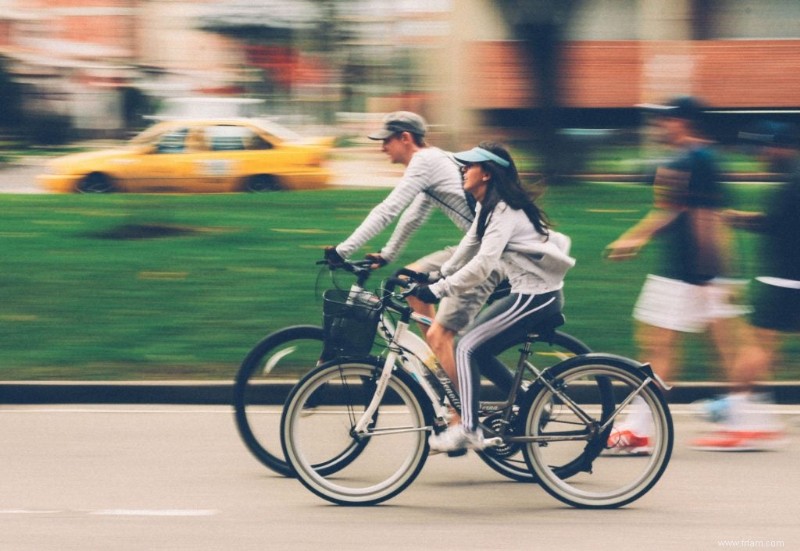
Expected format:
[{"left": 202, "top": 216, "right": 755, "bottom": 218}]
[{"left": 446, "top": 448, "right": 468, "bottom": 458}]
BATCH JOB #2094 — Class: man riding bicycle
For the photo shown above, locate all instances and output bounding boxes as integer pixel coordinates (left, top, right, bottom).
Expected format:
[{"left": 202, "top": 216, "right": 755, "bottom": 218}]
[{"left": 323, "top": 111, "right": 504, "bottom": 393}]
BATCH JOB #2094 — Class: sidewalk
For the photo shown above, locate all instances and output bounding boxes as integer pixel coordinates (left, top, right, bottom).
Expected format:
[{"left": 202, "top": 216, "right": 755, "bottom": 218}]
[{"left": 3, "top": 380, "right": 800, "bottom": 405}]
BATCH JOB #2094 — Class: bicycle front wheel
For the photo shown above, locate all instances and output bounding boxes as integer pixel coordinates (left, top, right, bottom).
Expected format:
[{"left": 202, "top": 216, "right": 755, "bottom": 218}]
[
  {"left": 233, "top": 325, "right": 325, "bottom": 476},
  {"left": 522, "top": 355, "right": 673, "bottom": 509},
  {"left": 281, "top": 358, "right": 433, "bottom": 506}
]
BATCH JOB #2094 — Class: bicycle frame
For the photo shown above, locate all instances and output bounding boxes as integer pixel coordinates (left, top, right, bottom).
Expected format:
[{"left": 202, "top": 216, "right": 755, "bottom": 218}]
[
  {"left": 341, "top": 278, "right": 454, "bottom": 419},
  {"left": 354, "top": 315, "right": 450, "bottom": 435},
  {"left": 355, "top": 311, "right": 667, "bottom": 449},
  {"left": 351, "top": 293, "right": 532, "bottom": 441},
  {"left": 339, "top": 267, "right": 666, "bottom": 447}
]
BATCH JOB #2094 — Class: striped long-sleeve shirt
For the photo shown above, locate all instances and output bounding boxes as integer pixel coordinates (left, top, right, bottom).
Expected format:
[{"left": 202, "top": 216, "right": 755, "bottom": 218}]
[{"left": 335, "top": 147, "right": 473, "bottom": 261}]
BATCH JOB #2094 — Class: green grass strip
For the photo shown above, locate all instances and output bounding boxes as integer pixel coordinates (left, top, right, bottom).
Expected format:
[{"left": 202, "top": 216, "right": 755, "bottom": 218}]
[{"left": 0, "top": 183, "right": 795, "bottom": 381}]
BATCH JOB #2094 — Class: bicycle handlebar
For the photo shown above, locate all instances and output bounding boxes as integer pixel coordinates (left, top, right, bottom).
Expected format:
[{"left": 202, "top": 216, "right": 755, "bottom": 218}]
[
  {"left": 318, "top": 257, "right": 376, "bottom": 286},
  {"left": 317, "top": 257, "right": 373, "bottom": 272},
  {"left": 316, "top": 259, "right": 426, "bottom": 317}
]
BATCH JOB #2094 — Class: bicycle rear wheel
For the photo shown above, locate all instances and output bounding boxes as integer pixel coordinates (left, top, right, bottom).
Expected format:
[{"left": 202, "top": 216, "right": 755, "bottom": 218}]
[
  {"left": 281, "top": 358, "right": 433, "bottom": 506},
  {"left": 233, "top": 325, "right": 325, "bottom": 476},
  {"left": 476, "top": 330, "right": 594, "bottom": 483},
  {"left": 522, "top": 355, "right": 673, "bottom": 508}
]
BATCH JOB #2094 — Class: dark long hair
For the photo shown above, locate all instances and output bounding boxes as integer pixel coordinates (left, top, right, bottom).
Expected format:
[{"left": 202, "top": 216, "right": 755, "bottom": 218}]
[{"left": 474, "top": 141, "right": 550, "bottom": 240}]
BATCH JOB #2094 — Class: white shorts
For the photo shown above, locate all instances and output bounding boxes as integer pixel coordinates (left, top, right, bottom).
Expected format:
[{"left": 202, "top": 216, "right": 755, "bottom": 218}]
[{"left": 633, "top": 274, "right": 749, "bottom": 333}]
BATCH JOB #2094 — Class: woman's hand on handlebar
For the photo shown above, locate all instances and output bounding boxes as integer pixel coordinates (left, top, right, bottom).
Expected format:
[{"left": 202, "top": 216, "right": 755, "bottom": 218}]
[
  {"left": 380, "top": 277, "right": 439, "bottom": 306},
  {"left": 406, "top": 284, "right": 440, "bottom": 304},
  {"left": 392, "top": 267, "right": 441, "bottom": 284}
]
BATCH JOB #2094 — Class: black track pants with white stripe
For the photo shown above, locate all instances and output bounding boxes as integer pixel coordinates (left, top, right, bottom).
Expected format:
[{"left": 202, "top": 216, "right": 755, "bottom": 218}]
[{"left": 456, "top": 290, "right": 563, "bottom": 432}]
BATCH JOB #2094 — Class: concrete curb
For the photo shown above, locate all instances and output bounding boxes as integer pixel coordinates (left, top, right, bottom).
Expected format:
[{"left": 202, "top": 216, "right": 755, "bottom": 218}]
[{"left": 2, "top": 381, "right": 800, "bottom": 405}]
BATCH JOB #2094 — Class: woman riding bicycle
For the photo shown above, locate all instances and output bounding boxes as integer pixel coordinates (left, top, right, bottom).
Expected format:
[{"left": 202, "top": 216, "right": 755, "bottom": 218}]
[{"left": 410, "top": 142, "right": 576, "bottom": 453}]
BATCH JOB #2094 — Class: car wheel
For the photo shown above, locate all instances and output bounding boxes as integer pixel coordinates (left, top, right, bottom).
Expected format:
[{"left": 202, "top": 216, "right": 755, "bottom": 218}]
[
  {"left": 77, "top": 173, "right": 114, "bottom": 193},
  {"left": 245, "top": 175, "right": 280, "bottom": 192}
]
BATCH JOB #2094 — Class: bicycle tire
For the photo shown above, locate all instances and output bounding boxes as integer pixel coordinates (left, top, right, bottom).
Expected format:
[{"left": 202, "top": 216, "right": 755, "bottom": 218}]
[
  {"left": 521, "top": 354, "right": 674, "bottom": 508},
  {"left": 281, "top": 357, "right": 434, "bottom": 506},
  {"left": 476, "top": 330, "right": 596, "bottom": 483},
  {"left": 233, "top": 325, "right": 326, "bottom": 477}
]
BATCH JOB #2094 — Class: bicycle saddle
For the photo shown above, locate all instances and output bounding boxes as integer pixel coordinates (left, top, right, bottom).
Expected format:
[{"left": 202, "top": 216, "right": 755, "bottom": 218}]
[{"left": 526, "top": 312, "right": 566, "bottom": 341}]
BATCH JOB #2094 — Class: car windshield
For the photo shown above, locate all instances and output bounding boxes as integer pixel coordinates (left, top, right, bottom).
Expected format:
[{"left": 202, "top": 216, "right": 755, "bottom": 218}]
[
  {"left": 129, "top": 125, "right": 169, "bottom": 146},
  {"left": 251, "top": 119, "right": 303, "bottom": 142},
  {"left": 128, "top": 118, "right": 304, "bottom": 147}
]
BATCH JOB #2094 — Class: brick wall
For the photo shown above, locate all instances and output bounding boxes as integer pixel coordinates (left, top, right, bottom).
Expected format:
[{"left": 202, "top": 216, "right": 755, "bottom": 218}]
[{"left": 466, "top": 40, "right": 800, "bottom": 109}]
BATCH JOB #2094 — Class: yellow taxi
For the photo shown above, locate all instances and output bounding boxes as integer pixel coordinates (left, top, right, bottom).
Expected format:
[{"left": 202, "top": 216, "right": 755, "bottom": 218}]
[{"left": 38, "top": 118, "right": 334, "bottom": 193}]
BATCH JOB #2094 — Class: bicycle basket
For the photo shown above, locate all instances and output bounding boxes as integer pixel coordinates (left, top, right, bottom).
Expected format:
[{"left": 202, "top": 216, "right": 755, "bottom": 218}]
[{"left": 322, "top": 288, "right": 382, "bottom": 357}]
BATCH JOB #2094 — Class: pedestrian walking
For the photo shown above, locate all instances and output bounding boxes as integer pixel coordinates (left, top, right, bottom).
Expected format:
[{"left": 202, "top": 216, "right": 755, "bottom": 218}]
[
  {"left": 691, "top": 120, "right": 798, "bottom": 451},
  {"left": 605, "top": 96, "right": 743, "bottom": 454}
]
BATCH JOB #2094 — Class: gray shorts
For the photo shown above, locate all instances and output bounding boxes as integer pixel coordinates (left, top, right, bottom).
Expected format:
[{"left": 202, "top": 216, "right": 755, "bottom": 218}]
[{"left": 410, "top": 248, "right": 503, "bottom": 333}]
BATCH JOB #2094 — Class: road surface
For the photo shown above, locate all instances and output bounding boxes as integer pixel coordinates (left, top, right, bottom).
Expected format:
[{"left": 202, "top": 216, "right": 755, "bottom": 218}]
[{"left": 1, "top": 404, "right": 798, "bottom": 551}]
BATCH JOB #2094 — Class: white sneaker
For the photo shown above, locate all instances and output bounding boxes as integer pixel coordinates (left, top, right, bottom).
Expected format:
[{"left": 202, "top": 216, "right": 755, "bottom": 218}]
[{"left": 428, "top": 426, "right": 485, "bottom": 453}]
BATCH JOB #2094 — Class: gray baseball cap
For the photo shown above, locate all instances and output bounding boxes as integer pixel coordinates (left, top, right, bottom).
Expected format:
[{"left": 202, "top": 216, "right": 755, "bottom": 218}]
[{"left": 367, "top": 111, "right": 428, "bottom": 140}]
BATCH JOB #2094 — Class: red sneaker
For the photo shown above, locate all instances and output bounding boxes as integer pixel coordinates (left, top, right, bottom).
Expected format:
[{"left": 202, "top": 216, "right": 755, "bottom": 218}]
[{"left": 690, "top": 430, "right": 788, "bottom": 452}]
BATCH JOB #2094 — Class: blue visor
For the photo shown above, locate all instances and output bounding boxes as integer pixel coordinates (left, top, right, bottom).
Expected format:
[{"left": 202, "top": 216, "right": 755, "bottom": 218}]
[{"left": 453, "top": 147, "right": 511, "bottom": 168}]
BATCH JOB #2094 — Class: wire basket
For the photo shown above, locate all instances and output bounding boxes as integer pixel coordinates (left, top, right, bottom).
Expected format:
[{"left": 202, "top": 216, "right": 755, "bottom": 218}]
[{"left": 322, "top": 288, "right": 382, "bottom": 358}]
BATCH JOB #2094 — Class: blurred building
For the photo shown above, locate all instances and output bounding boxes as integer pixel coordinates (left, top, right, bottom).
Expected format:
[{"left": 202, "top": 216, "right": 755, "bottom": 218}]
[{"left": 0, "top": 0, "right": 799, "bottom": 141}]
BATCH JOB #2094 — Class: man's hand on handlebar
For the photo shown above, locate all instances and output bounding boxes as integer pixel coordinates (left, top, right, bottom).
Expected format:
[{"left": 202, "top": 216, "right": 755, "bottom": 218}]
[
  {"left": 364, "top": 253, "right": 388, "bottom": 270},
  {"left": 323, "top": 246, "right": 345, "bottom": 267}
]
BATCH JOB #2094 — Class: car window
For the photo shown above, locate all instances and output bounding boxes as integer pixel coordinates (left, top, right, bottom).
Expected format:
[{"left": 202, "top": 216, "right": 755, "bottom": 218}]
[
  {"left": 204, "top": 125, "right": 272, "bottom": 151},
  {"left": 155, "top": 127, "right": 190, "bottom": 154}
]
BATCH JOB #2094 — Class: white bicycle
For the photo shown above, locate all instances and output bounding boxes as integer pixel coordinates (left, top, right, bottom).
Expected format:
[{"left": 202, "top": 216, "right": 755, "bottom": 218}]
[{"left": 279, "top": 262, "right": 674, "bottom": 508}]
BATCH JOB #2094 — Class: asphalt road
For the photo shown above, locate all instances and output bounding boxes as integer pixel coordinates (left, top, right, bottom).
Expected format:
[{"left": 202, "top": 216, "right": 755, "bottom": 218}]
[{"left": 1, "top": 404, "right": 798, "bottom": 551}]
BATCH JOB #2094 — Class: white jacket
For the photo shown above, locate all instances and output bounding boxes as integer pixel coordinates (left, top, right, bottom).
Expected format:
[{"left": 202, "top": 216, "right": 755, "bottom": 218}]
[{"left": 430, "top": 201, "right": 575, "bottom": 297}]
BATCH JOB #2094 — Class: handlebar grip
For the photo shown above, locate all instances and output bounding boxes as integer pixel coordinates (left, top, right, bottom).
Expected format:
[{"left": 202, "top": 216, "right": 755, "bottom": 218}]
[
  {"left": 392, "top": 267, "right": 429, "bottom": 283},
  {"left": 384, "top": 277, "right": 410, "bottom": 290}
]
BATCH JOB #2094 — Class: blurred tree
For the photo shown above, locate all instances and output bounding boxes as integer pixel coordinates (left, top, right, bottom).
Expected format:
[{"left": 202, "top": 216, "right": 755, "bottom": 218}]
[
  {"left": 197, "top": 0, "right": 351, "bottom": 124},
  {"left": 0, "top": 56, "right": 23, "bottom": 130},
  {"left": 496, "top": 0, "right": 582, "bottom": 183}
]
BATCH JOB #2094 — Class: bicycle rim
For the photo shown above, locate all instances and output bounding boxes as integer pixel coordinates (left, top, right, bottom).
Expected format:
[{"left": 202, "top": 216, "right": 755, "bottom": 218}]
[
  {"left": 281, "top": 360, "right": 431, "bottom": 506},
  {"left": 523, "top": 359, "right": 673, "bottom": 508},
  {"left": 233, "top": 326, "right": 325, "bottom": 476}
]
